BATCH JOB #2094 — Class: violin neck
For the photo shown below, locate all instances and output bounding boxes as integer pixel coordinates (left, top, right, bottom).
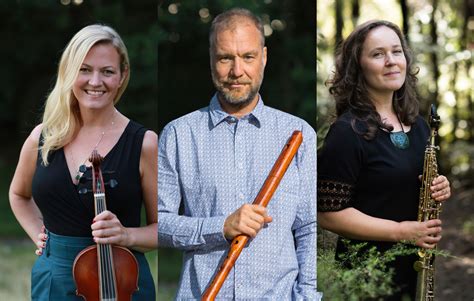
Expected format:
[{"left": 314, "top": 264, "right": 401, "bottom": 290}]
[
  {"left": 94, "top": 192, "right": 107, "bottom": 216},
  {"left": 94, "top": 193, "right": 118, "bottom": 300}
]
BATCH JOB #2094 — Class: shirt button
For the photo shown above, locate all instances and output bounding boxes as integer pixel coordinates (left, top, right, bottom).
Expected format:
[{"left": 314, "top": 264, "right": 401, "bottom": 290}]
[{"left": 239, "top": 192, "right": 245, "bottom": 200}]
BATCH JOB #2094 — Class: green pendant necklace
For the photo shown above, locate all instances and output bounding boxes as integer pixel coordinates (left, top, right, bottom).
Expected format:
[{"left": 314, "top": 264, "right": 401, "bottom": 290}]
[{"left": 390, "top": 115, "right": 409, "bottom": 149}]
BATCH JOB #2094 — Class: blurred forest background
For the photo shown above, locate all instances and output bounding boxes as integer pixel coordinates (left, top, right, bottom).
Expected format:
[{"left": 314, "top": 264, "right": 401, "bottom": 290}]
[
  {"left": 157, "top": 0, "right": 315, "bottom": 299},
  {"left": 0, "top": 1, "right": 158, "bottom": 300},
  {"left": 1, "top": 0, "right": 470, "bottom": 300},
  {"left": 317, "top": 0, "right": 474, "bottom": 300}
]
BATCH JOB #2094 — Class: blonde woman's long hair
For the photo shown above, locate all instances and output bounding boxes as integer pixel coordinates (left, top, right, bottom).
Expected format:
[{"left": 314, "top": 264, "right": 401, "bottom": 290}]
[{"left": 40, "top": 24, "right": 130, "bottom": 165}]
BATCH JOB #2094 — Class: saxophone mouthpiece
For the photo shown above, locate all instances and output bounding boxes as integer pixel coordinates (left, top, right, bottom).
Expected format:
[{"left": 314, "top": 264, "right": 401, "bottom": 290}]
[{"left": 429, "top": 104, "right": 440, "bottom": 131}]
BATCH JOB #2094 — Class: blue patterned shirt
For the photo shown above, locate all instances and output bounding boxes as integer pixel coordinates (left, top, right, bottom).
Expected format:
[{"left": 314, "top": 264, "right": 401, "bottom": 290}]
[{"left": 158, "top": 95, "right": 321, "bottom": 300}]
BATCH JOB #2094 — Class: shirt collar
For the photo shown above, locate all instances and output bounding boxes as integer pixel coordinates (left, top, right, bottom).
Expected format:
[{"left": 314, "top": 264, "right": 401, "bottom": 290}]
[{"left": 209, "top": 93, "right": 264, "bottom": 128}]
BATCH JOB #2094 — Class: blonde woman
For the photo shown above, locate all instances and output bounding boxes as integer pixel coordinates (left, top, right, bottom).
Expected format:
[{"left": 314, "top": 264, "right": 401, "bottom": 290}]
[{"left": 9, "top": 24, "right": 157, "bottom": 300}]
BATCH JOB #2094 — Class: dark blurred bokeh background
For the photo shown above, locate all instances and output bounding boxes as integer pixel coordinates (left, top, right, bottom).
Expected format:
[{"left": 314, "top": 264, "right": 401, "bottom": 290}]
[
  {"left": 0, "top": 1, "right": 157, "bottom": 300},
  {"left": 157, "top": 0, "right": 315, "bottom": 298},
  {"left": 158, "top": 0, "right": 316, "bottom": 131},
  {"left": 0, "top": 0, "right": 158, "bottom": 162}
]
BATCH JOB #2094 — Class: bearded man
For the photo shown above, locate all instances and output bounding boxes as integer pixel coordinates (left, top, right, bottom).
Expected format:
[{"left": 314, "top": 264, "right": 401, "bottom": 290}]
[{"left": 158, "top": 8, "right": 321, "bottom": 300}]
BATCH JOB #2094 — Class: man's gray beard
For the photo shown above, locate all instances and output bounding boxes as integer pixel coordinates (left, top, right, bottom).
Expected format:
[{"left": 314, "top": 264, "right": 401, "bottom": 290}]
[
  {"left": 217, "top": 88, "right": 258, "bottom": 107},
  {"left": 212, "top": 74, "right": 264, "bottom": 108}
]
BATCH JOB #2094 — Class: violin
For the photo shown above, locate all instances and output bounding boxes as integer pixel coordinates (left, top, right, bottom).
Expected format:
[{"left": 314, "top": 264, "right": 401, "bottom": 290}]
[{"left": 73, "top": 150, "right": 139, "bottom": 301}]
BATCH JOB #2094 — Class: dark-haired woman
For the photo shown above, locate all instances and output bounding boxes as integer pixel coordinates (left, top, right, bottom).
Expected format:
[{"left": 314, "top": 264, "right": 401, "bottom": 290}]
[{"left": 317, "top": 20, "right": 451, "bottom": 300}]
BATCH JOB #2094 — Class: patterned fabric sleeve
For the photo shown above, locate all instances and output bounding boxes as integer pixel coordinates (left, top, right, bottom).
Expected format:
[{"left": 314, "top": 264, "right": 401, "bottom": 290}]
[
  {"left": 317, "top": 180, "right": 355, "bottom": 211},
  {"left": 158, "top": 123, "right": 228, "bottom": 250},
  {"left": 317, "top": 117, "right": 365, "bottom": 212},
  {"left": 290, "top": 124, "right": 322, "bottom": 300}
]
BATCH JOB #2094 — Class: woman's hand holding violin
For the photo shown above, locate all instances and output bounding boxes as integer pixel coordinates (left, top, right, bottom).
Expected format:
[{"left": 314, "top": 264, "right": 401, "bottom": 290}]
[{"left": 91, "top": 210, "right": 130, "bottom": 247}]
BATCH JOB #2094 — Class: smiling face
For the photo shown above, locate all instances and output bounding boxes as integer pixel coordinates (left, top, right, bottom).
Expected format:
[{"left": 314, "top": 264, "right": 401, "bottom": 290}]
[
  {"left": 360, "top": 26, "right": 407, "bottom": 101},
  {"left": 72, "top": 43, "right": 127, "bottom": 111},
  {"left": 210, "top": 19, "right": 267, "bottom": 111}
]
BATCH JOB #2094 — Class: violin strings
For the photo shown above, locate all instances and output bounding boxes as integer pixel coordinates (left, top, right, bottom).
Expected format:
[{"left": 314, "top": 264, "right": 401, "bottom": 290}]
[{"left": 96, "top": 191, "right": 117, "bottom": 299}]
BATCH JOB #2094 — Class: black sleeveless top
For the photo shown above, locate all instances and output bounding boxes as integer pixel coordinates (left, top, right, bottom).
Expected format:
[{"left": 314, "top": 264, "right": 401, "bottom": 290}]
[{"left": 32, "top": 120, "right": 147, "bottom": 236}]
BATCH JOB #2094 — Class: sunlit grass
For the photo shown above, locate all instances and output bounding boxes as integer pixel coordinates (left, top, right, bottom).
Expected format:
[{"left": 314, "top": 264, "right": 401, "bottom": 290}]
[{"left": 0, "top": 240, "right": 36, "bottom": 301}]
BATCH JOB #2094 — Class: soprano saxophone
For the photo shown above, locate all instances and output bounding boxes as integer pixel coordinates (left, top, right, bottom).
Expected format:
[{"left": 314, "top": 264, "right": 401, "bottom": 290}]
[{"left": 414, "top": 104, "right": 441, "bottom": 301}]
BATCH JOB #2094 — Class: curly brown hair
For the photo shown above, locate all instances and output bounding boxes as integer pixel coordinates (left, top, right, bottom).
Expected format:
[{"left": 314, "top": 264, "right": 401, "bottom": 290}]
[{"left": 326, "top": 20, "right": 419, "bottom": 140}]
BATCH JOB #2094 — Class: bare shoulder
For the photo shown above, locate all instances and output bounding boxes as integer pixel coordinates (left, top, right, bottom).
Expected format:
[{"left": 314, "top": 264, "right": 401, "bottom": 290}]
[
  {"left": 10, "top": 124, "right": 43, "bottom": 196},
  {"left": 28, "top": 124, "right": 44, "bottom": 145},
  {"left": 139, "top": 130, "right": 157, "bottom": 177},
  {"left": 141, "top": 130, "right": 158, "bottom": 153}
]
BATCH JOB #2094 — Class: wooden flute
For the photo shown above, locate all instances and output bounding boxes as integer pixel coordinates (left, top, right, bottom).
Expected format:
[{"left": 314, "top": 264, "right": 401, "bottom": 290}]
[{"left": 201, "top": 130, "right": 303, "bottom": 301}]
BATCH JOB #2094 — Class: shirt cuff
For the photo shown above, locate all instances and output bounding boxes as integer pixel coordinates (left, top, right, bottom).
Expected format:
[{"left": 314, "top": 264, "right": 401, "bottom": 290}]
[{"left": 201, "top": 215, "right": 228, "bottom": 247}]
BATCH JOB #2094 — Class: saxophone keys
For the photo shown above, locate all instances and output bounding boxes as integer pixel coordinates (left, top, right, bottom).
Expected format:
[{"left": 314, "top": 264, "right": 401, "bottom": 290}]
[{"left": 414, "top": 260, "right": 424, "bottom": 272}]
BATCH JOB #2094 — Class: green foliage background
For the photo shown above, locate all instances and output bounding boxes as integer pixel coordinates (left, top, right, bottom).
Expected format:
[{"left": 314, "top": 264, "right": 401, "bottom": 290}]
[{"left": 317, "top": 1, "right": 474, "bottom": 299}]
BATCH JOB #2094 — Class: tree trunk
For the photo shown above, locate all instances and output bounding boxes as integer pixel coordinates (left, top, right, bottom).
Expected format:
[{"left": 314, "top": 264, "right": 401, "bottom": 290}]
[
  {"left": 464, "top": 0, "right": 474, "bottom": 142},
  {"left": 335, "top": 0, "right": 343, "bottom": 52},
  {"left": 399, "top": 0, "right": 409, "bottom": 41},
  {"left": 429, "top": 0, "right": 439, "bottom": 110},
  {"left": 351, "top": 0, "right": 360, "bottom": 29},
  {"left": 451, "top": 62, "right": 460, "bottom": 143}
]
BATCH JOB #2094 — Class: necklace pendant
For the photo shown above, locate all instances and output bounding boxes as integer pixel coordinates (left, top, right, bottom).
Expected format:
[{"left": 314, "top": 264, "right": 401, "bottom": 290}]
[
  {"left": 74, "top": 165, "right": 88, "bottom": 183},
  {"left": 79, "top": 164, "right": 87, "bottom": 173},
  {"left": 390, "top": 132, "right": 410, "bottom": 149}
]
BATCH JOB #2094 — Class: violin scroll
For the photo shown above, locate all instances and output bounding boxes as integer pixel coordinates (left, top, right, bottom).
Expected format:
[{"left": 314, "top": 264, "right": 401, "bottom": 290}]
[{"left": 89, "top": 150, "right": 104, "bottom": 168}]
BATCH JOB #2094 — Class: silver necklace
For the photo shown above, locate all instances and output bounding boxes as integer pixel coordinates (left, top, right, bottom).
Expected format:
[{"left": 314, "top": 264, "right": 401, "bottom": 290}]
[{"left": 70, "top": 109, "right": 117, "bottom": 184}]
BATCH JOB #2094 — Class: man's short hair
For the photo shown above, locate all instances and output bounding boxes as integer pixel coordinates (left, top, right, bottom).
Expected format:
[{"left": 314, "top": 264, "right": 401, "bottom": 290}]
[{"left": 209, "top": 8, "right": 265, "bottom": 51}]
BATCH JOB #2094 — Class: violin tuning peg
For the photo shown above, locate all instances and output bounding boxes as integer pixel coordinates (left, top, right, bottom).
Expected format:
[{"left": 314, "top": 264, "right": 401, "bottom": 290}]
[
  {"left": 78, "top": 188, "right": 91, "bottom": 194},
  {"left": 106, "top": 179, "right": 118, "bottom": 188}
]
